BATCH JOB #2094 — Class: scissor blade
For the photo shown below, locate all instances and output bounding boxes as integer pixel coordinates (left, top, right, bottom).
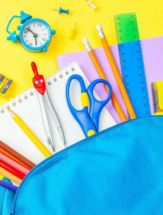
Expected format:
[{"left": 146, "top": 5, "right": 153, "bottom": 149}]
[{"left": 43, "top": 91, "right": 66, "bottom": 146}]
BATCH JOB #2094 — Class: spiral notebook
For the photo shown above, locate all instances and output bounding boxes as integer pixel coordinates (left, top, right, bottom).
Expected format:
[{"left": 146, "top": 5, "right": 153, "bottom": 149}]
[{"left": 0, "top": 63, "right": 116, "bottom": 165}]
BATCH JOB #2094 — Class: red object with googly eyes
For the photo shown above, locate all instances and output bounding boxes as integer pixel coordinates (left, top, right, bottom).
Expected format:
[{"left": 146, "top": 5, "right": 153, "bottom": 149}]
[{"left": 31, "top": 62, "right": 46, "bottom": 95}]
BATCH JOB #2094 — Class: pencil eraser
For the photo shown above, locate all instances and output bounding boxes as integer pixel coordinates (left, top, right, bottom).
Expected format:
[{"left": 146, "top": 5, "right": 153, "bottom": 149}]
[
  {"left": 82, "top": 38, "right": 89, "bottom": 44},
  {"left": 96, "top": 24, "right": 102, "bottom": 31}
]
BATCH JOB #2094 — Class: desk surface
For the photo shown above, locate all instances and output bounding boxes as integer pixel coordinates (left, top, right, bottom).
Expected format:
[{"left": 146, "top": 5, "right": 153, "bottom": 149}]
[{"left": 0, "top": 0, "right": 163, "bottom": 106}]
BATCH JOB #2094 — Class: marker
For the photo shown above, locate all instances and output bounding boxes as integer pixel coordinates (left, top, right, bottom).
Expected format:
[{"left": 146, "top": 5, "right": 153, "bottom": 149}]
[{"left": 96, "top": 25, "right": 136, "bottom": 120}]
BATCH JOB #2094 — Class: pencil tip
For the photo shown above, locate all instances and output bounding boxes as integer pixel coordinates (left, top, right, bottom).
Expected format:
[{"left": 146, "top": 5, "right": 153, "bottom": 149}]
[{"left": 7, "top": 107, "right": 15, "bottom": 117}]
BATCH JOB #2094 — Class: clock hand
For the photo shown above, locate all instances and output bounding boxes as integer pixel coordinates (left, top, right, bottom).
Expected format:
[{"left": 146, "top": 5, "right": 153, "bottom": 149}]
[
  {"left": 27, "top": 28, "right": 35, "bottom": 35},
  {"left": 27, "top": 28, "right": 38, "bottom": 39},
  {"left": 35, "top": 36, "right": 37, "bottom": 46}
]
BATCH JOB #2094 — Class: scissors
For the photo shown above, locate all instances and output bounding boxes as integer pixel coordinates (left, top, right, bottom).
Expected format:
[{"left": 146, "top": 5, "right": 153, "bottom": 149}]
[
  {"left": 66, "top": 75, "right": 112, "bottom": 138},
  {"left": 31, "top": 62, "right": 66, "bottom": 147}
]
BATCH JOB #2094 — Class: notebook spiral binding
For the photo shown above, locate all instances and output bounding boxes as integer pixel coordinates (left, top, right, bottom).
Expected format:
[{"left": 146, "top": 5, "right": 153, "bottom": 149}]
[
  {"left": 47, "top": 64, "right": 75, "bottom": 85},
  {"left": 0, "top": 88, "right": 35, "bottom": 114}
]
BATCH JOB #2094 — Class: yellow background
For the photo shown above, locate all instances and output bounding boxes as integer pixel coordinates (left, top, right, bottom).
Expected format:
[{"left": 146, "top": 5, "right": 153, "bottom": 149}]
[{"left": 0, "top": 0, "right": 163, "bottom": 179}]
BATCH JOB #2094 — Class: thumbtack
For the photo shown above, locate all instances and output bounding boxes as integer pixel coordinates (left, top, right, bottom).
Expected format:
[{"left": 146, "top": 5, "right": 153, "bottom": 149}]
[
  {"left": 86, "top": 0, "right": 97, "bottom": 10},
  {"left": 53, "top": 7, "right": 69, "bottom": 15},
  {"left": 69, "top": 23, "right": 78, "bottom": 39}
]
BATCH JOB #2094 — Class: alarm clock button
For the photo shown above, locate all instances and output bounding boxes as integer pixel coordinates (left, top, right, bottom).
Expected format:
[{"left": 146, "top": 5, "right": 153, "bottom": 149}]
[
  {"left": 17, "top": 26, "right": 21, "bottom": 31},
  {"left": 52, "top": 30, "right": 56, "bottom": 35},
  {"left": 43, "top": 47, "right": 47, "bottom": 52}
]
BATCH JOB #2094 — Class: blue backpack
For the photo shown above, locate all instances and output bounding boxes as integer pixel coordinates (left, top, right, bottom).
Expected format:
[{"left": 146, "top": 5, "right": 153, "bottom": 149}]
[{"left": 1, "top": 116, "right": 163, "bottom": 214}]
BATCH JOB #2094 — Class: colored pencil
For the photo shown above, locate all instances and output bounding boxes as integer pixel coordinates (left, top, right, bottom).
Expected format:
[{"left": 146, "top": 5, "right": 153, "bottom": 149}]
[
  {"left": 83, "top": 38, "right": 127, "bottom": 122},
  {"left": 0, "top": 168, "right": 22, "bottom": 184},
  {"left": 0, "top": 141, "right": 35, "bottom": 169},
  {"left": 0, "top": 160, "right": 25, "bottom": 180},
  {"left": 0, "top": 152, "right": 29, "bottom": 175},
  {"left": 1, "top": 149, "right": 30, "bottom": 170},
  {"left": 0, "top": 180, "right": 18, "bottom": 192},
  {"left": 7, "top": 108, "right": 52, "bottom": 158},
  {"left": 96, "top": 25, "right": 136, "bottom": 120}
]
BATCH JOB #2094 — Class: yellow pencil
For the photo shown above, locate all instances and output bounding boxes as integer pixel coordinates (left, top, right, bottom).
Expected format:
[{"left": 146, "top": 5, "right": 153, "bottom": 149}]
[
  {"left": 0, "top": 168, "right": 22, "bottom": 184},
  {"left": 7, "top": 108, "right": 52, "bottom": 158}
]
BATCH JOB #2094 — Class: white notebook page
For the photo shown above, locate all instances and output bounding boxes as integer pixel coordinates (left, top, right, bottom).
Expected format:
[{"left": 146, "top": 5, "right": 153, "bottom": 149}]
[
  {"left": 0, "top": 63, "right": 116, "bottom": 167},
  {"left": 0, "top": 89, "right": 54, "bottom": 164}
]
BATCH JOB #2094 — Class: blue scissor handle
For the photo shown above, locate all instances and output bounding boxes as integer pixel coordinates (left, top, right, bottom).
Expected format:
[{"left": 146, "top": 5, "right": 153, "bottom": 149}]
[
  {"left": 66, "top": 75, "right": 98, "bottom": 137},
  {"left": 87, "top": 79, "right": 112, "bottom": 130}
]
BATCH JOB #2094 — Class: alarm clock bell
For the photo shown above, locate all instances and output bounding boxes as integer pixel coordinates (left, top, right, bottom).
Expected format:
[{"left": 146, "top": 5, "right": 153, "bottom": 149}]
[{"left": 6, "top": 11, "right": 32, "bottom": 44}]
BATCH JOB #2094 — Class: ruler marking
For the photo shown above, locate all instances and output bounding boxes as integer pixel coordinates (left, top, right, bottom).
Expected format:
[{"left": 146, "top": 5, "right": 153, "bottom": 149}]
[{"left": 115, "top": 13, "right": 151, "bottom": 117}]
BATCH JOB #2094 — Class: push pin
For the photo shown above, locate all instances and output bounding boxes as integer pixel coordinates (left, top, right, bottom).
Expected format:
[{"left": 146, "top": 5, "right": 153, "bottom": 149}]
[
  {"left": 86, "top": 0, "right": 97, "bottom": 10},
  {"left": 53, "top": 7, "right": 69, "bottom": 15},
  {"left": 69, "top": 23, "right": 78, "bottom": 39}
]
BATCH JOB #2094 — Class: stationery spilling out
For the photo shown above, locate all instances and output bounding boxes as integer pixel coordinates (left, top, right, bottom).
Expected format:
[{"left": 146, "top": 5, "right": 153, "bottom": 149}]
[
  {"left": 1, "top": 9, "right": 163, "bottom": 214},
  {"left": 0, "top": 141, "right": 35, "bottom": 170},
  {"left": 0, "top": 63, "right": 116, "bottom": 169},
  {"left": 57, "top": 36, "right": 163, "bottom": 123}
]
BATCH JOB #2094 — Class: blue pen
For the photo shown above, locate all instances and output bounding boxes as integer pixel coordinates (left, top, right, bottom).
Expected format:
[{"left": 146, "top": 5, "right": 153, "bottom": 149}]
[
  {"left": 53, "top": 7, "right": 69, "bottom": 15},
  {"left": 66, "top": 75, "right": 112, "bottom": 138}
]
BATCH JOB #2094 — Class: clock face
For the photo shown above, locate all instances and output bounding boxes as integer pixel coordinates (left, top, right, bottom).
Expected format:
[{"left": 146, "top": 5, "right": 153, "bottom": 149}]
[{"left": 22, "top": 21, "right": 49, "bottom": 48}]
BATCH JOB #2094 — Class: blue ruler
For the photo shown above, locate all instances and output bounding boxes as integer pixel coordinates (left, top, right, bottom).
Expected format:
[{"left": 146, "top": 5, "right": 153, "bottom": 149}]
[{"left": 114, "top": 13, "right": 151, "bottom": 118}]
